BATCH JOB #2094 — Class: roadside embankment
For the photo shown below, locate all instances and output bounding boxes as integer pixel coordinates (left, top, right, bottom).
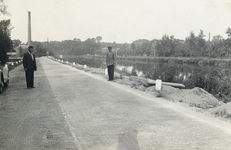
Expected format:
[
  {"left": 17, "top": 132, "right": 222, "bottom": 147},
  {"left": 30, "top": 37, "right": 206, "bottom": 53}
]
[{"left": 49, "top": 56, "right": 231, "bottom": 123}]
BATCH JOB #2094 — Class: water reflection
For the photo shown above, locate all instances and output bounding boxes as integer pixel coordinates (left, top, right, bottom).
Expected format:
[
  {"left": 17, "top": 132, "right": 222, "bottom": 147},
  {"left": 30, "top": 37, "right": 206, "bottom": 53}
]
[
  {"left": 116, "top": 60, "right": 194, "bottom": 84},
  {"left": 63, "top": 56, "right": 231, "bottom": 86},
  {"left": 116, "top": 65, "right": 133, "bottom": 76}
]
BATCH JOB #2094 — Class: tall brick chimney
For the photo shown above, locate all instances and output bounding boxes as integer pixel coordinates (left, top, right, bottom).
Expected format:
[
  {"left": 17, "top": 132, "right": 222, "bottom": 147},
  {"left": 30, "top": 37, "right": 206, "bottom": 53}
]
[{"left": 28, "top": 11, "right": 32, "bottom": 46}]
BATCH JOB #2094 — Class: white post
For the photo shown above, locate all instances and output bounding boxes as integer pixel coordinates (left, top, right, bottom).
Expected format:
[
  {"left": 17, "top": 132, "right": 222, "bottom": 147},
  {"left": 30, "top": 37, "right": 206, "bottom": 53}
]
[
  {"left": 156, "top": 79, "right": 162, "bottom": 91},
  {"left": 105, "top": 68, "right": 108, "bottom": 76}
]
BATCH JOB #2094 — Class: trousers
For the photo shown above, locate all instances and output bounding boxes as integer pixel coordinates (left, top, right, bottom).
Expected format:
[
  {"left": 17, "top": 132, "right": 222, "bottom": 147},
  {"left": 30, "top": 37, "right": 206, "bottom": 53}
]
[
  {"left": 107, "top": 65, "right": 114, "bottom": 81},
  {"left": 25, "top": 70, "right": 34, "bottom": 88}
]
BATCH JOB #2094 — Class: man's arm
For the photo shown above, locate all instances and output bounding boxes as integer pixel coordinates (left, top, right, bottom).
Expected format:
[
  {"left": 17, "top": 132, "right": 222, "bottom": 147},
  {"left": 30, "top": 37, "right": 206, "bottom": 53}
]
[
  {"left": 23, "top": 53, "right": 27, "bottom": 71},
  {"left": 34, "top": 55, "right": 37, "bottom": 71}
]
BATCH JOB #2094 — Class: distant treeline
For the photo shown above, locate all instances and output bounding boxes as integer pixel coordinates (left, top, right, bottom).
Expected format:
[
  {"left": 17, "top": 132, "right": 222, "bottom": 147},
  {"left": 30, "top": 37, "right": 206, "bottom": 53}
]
[
  {"left": 34, "top": 28, "right": 231, "bottom": 59},
  {"left": 14, "top": 28, "right": 231, "bottom": 59}
]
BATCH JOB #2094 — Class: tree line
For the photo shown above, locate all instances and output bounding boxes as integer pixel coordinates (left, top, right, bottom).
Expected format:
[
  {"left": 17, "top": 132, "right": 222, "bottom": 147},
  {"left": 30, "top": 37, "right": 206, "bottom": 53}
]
[
  {"left": 130, "top": 29, "right": 231, "bottom": 58},
  {"left": 11, "top": 27, "right": 231, "bottom": 60},
  {"left": 39, "top": 28, "right": 231, "bottom": 59}
]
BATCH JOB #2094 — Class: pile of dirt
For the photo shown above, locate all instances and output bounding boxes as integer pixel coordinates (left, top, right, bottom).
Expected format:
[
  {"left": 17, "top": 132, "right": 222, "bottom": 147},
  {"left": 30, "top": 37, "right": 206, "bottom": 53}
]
[
  {"left": 212, "top": 102, "right": 231, "bottom": 118},
  {"left": 165, "top": 87, "right": 223, "bottom": 109}
]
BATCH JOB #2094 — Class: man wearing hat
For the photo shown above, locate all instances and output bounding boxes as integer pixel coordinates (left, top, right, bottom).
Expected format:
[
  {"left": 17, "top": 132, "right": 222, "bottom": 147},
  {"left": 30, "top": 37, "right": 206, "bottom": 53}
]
[
  {"left": 106, "top": 46, "right": 116, "bottom": 81},
  {"left": 23, "top": 46, "right": 37, "bottom": 88}
]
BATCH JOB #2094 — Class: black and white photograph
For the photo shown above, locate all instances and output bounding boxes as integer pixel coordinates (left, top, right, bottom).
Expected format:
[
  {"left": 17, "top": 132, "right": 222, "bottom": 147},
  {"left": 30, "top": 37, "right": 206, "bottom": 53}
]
[{"left": 0, "top": 0, "right": 231, "bottom": 149}]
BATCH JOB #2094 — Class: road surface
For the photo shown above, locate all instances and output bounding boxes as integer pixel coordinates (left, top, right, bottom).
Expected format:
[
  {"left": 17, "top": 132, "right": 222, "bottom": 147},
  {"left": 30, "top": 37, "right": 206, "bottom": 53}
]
[{"left": 0, "top": 57, "right": 231, "bottom": 150}]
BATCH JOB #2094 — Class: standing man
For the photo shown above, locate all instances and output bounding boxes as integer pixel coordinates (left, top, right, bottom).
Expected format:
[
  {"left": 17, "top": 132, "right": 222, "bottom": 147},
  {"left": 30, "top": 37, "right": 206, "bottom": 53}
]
[
  {"left": 106, "top": 46, "right": 116, "bottom": 81},
  {"left": 23, "top": 46, "right": 37, "bottom": 88}
]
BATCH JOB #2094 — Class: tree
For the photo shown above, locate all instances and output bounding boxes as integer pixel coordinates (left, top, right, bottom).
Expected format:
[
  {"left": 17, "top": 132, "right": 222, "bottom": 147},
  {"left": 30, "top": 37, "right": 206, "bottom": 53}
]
[
  {"left": 210, "top": 35, "right": 226, "bottom": 58},
  {"left": 131, "top": 39, "right": 150, "bottom": 56},
  {"left": 18, "top": 45, "right": 26, "bottom": 57},
  {"left": 12, "top": 39, "right": 22, "bottom": 47},
  {"left": 226, "top": 27, "right": 231, "bottom": 38},
  {"left": 0, "top": 19, "right": 12, "bottom": 65},
  {"left": 156, "top": 35, "right": 176, "bottom": 57},
  {"left": 175, "top": 42, "right": 189, "bottom": 57},
  {"left": 197, "top": 30, "right": 206, "bottom": 57},
  {"left": 186, "top": 31, "right": 196, "bottom": 57},
  {"left": 150, "top": 40, "right": 158, "bottom": 57},
  {"left": 33, "top": 41, "right": 47, "bottom": 56},
  {"left": 84, "top": 38, "right": 97, "bottom": 55},
  {"left": 0, "top": 1, "right": 12, "bottom": 65},
  {"left": 0, "top": 0, "right": 10, "bottom": 16}
]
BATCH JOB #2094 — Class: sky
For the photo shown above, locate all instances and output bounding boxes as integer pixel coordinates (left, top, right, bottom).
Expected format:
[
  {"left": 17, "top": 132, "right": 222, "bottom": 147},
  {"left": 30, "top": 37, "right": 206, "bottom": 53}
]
[{"left": 2, "top": 0, "right": 231, "bottom": 43}]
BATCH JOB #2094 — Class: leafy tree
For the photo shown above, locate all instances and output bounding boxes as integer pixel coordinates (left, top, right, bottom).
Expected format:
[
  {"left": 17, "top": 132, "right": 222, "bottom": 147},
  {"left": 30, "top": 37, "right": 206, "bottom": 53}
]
[
  {"left": 0, "top": 19, "right": 12, "bottom": 65},
  {"left": 131, "top": 39, "right": 150, "bottom": 56},
  {"left": 12, "top": 39, "right": 22, "bottom": 47},
  {"left": 0, "top": 0, "right": 10, "bottom": 16},
  {"left": 84, "top": 38, "right": 97, "bottom": 55},
  {"left": 175, "top": 42, "right": 190, "bottom": 57},
  {"left": 0, "top": 1, "right": 13, "bottom": 65},
  {"left": 32, "top": 41, "right": 47, "bottom": 56},
  {"left": 116, "top": 43, "right": 133, "bottom": 56},
  {"left": 156, "top": 35, "right": 176, "bottom": 57},
  {"left": 197, "top": 30, "right": 206, "bottom": 57},
  {"left": 149, "top": 40, "right": 158, "bottom": 57},
  {"left": 186, "top": 31, "right": 196, "bottom": 57},
  {"left": 18, "top": 45, "right": 27, "bottom": 57},
  {"left": 209, "top": 35, "right": 226, "bottom": 58},
  {"left": 226, "top": 27, "right": 231, "bottom": 38}
]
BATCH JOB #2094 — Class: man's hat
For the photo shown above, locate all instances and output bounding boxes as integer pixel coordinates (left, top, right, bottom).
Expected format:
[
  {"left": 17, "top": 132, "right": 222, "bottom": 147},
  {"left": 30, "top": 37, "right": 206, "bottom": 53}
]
[{"left": 108, "top": 46, "right": 112, "bottom": 49}]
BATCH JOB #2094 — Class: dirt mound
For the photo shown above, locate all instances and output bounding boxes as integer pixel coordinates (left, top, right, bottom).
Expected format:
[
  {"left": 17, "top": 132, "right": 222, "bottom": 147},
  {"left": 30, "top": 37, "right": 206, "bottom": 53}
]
[
  {"left": 160, "top": 85, "right": 179, "bottom": 94},
  {"left": 166, "top": 87, "right": 223, "bottom": 109},
  {"left": 212, "top": 102, "right": 231, "bottom": 118}
]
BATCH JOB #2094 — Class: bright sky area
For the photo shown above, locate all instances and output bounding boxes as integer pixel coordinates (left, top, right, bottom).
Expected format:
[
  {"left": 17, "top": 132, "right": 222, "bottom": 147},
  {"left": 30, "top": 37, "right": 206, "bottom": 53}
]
[{"left": 2, "top": 0, "right": 231, "bottom": 43}]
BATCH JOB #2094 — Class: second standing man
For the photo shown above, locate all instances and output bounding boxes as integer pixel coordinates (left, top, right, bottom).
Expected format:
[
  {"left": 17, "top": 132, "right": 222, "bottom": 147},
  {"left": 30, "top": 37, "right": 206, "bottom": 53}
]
[{"left": 106, "top": 46, "right": 116, "bottom": 81}]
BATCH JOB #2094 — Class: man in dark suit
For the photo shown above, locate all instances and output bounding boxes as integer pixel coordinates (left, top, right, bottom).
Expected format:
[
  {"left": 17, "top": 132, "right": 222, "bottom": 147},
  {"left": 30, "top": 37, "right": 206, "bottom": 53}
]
[{"left": 23, "top": 46, "right": 37, "bottom": 89}]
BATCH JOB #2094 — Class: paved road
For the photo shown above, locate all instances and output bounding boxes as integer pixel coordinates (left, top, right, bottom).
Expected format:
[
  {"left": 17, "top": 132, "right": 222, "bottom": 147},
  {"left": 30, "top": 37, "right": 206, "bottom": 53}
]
[{"left": 1, "top": 57, "right": 231, "bottom": 150}]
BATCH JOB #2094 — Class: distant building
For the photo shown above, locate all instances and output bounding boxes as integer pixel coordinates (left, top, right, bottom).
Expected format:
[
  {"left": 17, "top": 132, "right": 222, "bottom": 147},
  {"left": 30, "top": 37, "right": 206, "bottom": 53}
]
[{"left": 15, "top": 44, "right": 28, "bottom": 57}]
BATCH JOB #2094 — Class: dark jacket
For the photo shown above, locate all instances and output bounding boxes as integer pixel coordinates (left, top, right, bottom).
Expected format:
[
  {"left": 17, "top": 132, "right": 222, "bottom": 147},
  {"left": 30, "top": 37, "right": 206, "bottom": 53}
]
[
  {"left": 106, "top": 52, "right": 116, "bottom": 66},
  {"left": 23, "top": 52, "right": 37, "bottom": 71}
]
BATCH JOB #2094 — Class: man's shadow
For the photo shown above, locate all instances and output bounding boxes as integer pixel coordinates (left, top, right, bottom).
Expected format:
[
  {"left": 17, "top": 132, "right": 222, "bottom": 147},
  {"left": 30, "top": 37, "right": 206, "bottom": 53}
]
[{"left": 117, "top": 129, "right": 140, "bottom": 150}]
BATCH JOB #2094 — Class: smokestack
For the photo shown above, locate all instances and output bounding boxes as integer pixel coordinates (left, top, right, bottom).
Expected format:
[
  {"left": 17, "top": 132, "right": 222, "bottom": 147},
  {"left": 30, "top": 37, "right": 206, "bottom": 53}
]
[{"left": 28, "top": 11, "right": 32, "bottom": 46}]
